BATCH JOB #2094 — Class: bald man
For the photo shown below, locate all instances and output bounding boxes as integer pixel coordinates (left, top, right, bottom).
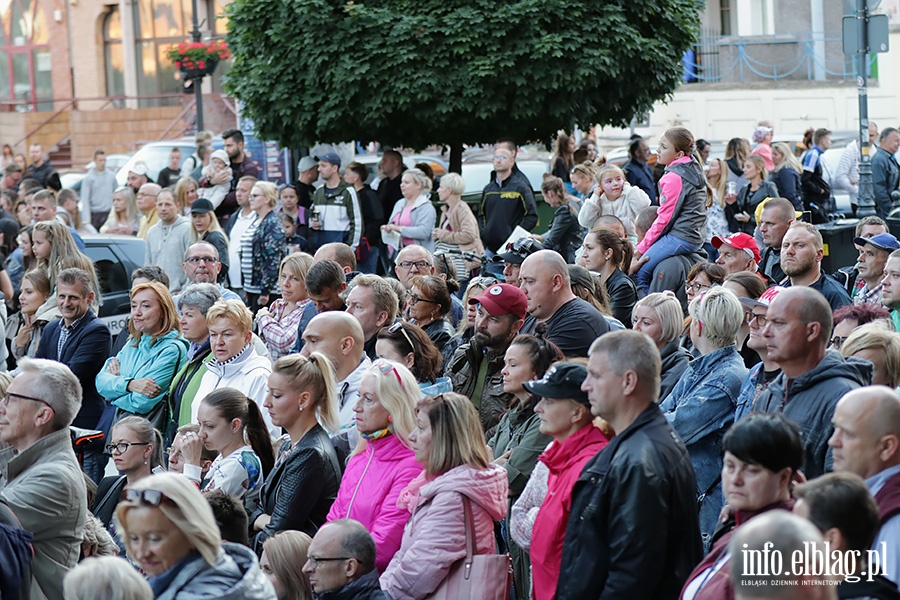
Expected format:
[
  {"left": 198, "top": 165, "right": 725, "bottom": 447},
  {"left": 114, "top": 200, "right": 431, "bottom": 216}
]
[
  {"left": 829, "top": 386, "right": 900, "bottom": 583},
  {"left": 518, "top": 250, "right": 608, "bottom": 357},
  {"left": 315, "top": 242, "right": 357, "bottom": 275},
  {"left": 300, "top": 311, "right": 370, "bottom": 443},
  {"left": 136, "top": 182, "right": 162, "bottom": 239},
  {"left": 752, "top": 287, "right": 872, "bottom": 478}
]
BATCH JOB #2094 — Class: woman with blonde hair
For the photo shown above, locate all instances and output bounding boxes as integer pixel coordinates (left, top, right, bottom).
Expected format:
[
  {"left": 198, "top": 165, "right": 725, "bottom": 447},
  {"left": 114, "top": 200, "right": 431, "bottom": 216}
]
[
  {"left": 570, "top": 162, "right": 598, "bottom": 200},
  {"left": 383, "top": 167, "right": 437, "bottom": 254},
  {"left": 100, "top": 186, "right": 140, "bottom": 235},
  {"left": 431, "top": 172, "right": 483, "bottom": 283},
  {"left": 632, "top": 291, "right": 692, "bottom": 400},
  {"left": 96, "top": 281, "right": 188, "bottom": 421},
  {"left": 727, "top": 154, "right": 778, "bottom": 234},
  {"left": 176, "top": 176, "right": 200, "bottom": 215},
  {"left": 6, "top": 269, "right": 56, "bottom": 367},
  {"left": 260, "top": 531, "right": 314, "bottom": 600},
  {"left": 241, "top": 181, "right": 285, "bottom": 312},
  {"left": 770, "top": 141, "right": 803, "bottom": 210},
  {"left": 249, "top": 353, "right": 342, "bottom": 552},
  {"left": 704, "top": 158, "right": 731, "bottom": 259},
  {"left": 578, "top": 163, "right": 650, "bottom": 242},
  {"left": 32, "top": 219, "right": 97, "bottom": 292},
  {"left": 380, "top": 392, "right": 508, "bottom": 598},
  {"left": 115, "top": 472, "right": 275, "bottom": 598},
  {"left": 63, "top": 556, "right": 153, "bottom": 600},
  {"left": 189, "top": 198, "right": 229, "bottom": 284},
  {"left": 326, "top": 359, "right": 422, "bottom": 572},
  {"left": 256, "top": 252, "right": 314, "bottom": 359}
]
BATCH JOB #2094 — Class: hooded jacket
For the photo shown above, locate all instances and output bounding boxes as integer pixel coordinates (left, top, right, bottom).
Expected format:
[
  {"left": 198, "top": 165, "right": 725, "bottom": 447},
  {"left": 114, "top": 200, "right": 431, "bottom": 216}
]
[
  {"left": 380, "top": 464, "right": 509, "bottom": 600},
  {"left": 326, "top": 434, "right": 422, "bottom": 573},
  {"left": 192, "top": 344, "right": 274, "bottom": 437},
  {"left": 154, "top": 542, "right": 276, "bottom": 600},
  {"left": 660, "top": 338, "right": 692, "bottom": 401},
  {"left": 531, "top": 424, "right": 609, "bottom": 600},
  {"left": 752, "top": 351, "right": 872, "bottom": 478}
]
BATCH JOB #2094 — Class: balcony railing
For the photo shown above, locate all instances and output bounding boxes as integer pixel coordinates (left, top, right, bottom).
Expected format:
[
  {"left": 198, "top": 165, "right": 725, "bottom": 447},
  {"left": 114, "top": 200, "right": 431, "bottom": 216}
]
[{"left": 683, "top": 29, "right": 877, "bottom": 84}]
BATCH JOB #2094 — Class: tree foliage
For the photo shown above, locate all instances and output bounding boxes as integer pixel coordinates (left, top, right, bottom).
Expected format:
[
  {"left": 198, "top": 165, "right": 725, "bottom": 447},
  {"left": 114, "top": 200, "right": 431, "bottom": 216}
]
[{"left": 224, "top": 0, "right": 702, "bottom": 153}]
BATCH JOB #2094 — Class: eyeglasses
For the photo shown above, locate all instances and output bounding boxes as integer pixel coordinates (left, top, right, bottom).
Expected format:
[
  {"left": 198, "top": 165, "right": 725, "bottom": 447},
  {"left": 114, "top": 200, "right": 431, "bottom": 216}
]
[
  {"left": 106, "top": 442, "right": 151, "bottom": 455},
  {"left": 685, "top": 281, "right": 712, "bottom": 293},
  {"left": 469, "top": 276, "right": 499, "bottom": 287},
  {"left": 398, "top": 260, "right": 431, "bottom": 271},
  {"left": 165, "top": 447, "right": 183, "bottom": 460},
  {"left": 305, "top": 556, "right": 352, "bottom": 569},
  {"left": 1, "top": 391, "right": 53, "bottom": 410},
  {"left": 746, "top": 312, "right": 768, "bottom": 327},
  {"left": 492, "top": 155, "right": 512, "bottom": 162},
  {"left": 830, "top": 336, "right": 848, "bottom": 350},
  {"left": 407, "top": 293, "right": 438, "bottom": 306},
  {"left": 387, "top": 321, "right": 415, "bottom": 352},
  {"left": 122, "top": 488, "right": 176, "bottom": 508},
  {"left": 373, "top": 359, "right": 403, "bottom": 387},
  {"left": 185, "top": 256, "right": 218, "bottom": 264}
]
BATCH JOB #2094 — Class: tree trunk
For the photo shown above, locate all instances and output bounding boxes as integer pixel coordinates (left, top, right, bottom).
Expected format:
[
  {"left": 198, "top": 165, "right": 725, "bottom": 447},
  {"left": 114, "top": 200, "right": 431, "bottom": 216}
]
[{"left": 449, "top": 142, "right": 464, "bottom": 175}]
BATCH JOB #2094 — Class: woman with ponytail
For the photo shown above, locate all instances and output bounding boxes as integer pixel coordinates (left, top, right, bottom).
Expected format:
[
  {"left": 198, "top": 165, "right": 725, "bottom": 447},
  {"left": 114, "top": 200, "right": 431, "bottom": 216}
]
[
  {"left": 248, "top": 353, "right": 342, "bottom": 554},
  {"left": 181, "top": 387, "right": 276, "bottom": 500},
  {"left": 581, "top": 226, "right": 638, "bottom": 326},
  {"left": 326, "top": 359, "right": 422, "bottom": 572}
]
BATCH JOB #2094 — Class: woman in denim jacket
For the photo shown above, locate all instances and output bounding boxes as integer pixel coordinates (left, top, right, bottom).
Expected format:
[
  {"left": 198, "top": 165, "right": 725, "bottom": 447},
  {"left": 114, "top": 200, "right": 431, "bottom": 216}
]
[{"left": 659, "top": 287, "right": 748, "bottom": 552}]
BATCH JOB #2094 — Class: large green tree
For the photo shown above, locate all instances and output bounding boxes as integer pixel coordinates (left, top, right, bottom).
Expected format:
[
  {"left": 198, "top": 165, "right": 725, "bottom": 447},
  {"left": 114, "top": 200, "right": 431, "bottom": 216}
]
[{"left": 224, "top": 0, "right": 702, "bottom": 170}]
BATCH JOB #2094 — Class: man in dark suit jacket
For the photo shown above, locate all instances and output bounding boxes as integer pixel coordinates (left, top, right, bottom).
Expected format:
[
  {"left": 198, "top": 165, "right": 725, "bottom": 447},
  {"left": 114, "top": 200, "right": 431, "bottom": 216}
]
[{"left": 36, "top": 267, "right": 111, "bottom": 483}]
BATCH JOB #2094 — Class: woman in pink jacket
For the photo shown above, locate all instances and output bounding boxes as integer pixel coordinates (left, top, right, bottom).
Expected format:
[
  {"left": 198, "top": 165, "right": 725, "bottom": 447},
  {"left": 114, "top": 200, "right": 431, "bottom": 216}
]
[
  {"left": 326, "top": 359, "right": 422, "bottom": 572},
  {"left": 380, "top": 392, "right": 509, "bottom": 600}
]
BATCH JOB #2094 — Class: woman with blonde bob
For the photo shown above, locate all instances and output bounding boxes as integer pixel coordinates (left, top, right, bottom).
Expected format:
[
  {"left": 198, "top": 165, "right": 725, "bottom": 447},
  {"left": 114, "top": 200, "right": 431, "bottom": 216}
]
[
  {"left": 632, "top": 291, "right": 692, "bottom": 400},
  {"left": 431, "top": 172, "right": 483, "bottom": 282},
  {"left": 97, "top": 281, "right": 188, "bottom": 420},
  {"left": 249, "top": 353, "right": 342, "bottom": 553},
  {"left": 100, "top": 186, "right": 140, "bottom": 235},
  {"left": 260, "top": 531, "right": 314, "bottom": 600},
  {"left": 241, "top": 180, "right": 286, "bottom": 312},
  {"left": 384, "top": 167, "right": 437, "bottom": 254},
  {"left": 326, "top": 359, "right": 422, "bottom": 572},
  {"left": 114, "top": 473, "right": 275, "bottom": 599},
  {"left": 380, "top": 392, "right": 508, "bottom": 599},
  {"left": 840, "top": 322, "right": 900, "bottom": 388},
  {"left": 256, "top": 252, "right": 314, "bottom": 359},
  {"left": 63, "top": 556, "right": 153, "bottom": 600}
]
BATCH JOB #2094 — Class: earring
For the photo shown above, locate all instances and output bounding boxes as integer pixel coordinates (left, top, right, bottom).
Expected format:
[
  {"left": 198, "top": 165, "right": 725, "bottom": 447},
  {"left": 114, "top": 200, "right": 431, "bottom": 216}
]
[
  {"left": 298, "top": 405, "right": 303, "bottom": 412},
  {"left": 388, "top": 415, "right": 393, "bottom": 423}
]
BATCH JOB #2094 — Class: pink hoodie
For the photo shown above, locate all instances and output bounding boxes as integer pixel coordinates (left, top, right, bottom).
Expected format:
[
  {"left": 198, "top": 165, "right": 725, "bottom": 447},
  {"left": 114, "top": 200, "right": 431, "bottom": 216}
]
[
  {"left": 326, "top": 434, "right": 422, "bottom": 573},
  {"left": 380, "top": 463, "right": 509, "bottom": 600}
]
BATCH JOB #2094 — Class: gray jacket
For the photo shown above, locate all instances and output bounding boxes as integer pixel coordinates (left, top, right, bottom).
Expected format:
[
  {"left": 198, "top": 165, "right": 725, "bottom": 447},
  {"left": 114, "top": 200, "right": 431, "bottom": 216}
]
[
  {"left": 0, "top": 428, "right": 87, "bottom": 600},
  {"left": 751, "top": 351, "right": 872, "bottom": 479},
  {"left": 155, "top": 542, "right": 276, "bottom": 600}
]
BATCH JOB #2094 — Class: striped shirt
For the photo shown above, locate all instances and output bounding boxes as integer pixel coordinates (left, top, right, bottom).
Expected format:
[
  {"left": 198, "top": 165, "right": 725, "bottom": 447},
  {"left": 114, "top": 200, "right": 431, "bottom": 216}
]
[{"left": 239, "top": 214, "right": 261, "bottom": 294}]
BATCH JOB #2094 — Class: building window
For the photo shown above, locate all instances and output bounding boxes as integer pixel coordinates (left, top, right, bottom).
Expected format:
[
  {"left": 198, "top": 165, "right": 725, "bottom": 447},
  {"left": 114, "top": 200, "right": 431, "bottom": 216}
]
[
  {"left": 0, "top": 0, "right": 52, "bottom": 111},
  {"left": 720, "top": 0, "right": 732, "bottom": 36},
  {"left": 104, "top": 7, "right": 125, "bottom": 103}
]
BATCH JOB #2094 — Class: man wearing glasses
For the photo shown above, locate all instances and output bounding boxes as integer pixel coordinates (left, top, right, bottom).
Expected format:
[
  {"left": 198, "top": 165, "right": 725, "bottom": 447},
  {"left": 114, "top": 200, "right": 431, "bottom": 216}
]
[
  {"left": 0, "top": 358, "right": 87, "bottom": 600},
  {"left": 479, "top": 137, "right": 538, "bottom": 257},
  {"left": 176, "top": 242, "right": 241, "bottom": 307},
  {"left": 303, "top": 519, "right": 386, "bottom": 598}
]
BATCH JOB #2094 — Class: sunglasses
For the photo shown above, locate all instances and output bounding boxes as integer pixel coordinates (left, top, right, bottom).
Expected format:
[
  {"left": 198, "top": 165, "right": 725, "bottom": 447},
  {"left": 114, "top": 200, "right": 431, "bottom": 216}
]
[
  {"left": 387, "top": 322, "right": 415, "bottom": 352},
  {"left": 372, "top": 359, "right": 403, "bottom": 387},
  {"left": 469, "top": 276, "right": 499, "bottom": 288},
  {"left": 122, "top": 489, "right": 176, "bottom": 508}
]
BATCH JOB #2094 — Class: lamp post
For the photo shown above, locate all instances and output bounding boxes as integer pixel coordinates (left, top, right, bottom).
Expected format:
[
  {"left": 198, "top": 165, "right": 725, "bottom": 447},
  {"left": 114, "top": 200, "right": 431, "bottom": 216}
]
[{"left": 190, "top": 0, "right": 205, "bottom": 131}]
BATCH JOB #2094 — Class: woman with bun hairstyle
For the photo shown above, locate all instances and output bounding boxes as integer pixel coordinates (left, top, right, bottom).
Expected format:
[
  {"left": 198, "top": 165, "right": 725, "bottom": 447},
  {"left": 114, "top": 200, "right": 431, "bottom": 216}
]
[{"left": 581, "top": 226, "right": 638, "bottom": 326}]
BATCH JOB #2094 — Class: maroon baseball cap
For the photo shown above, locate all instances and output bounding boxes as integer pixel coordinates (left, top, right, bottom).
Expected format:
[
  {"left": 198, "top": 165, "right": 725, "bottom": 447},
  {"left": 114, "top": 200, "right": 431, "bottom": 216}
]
[
  {"left": 712, "top": 232, "right": 762, "bottom": 264},
  {"left": 468, "top": 283, "right": 527, "bottom": 320}
]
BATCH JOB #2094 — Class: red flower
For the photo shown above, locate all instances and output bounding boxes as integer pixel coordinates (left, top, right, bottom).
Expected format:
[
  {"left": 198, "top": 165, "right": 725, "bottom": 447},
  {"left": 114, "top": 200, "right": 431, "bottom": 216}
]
[
  {"left": 197, "top": 60, "right": 206, "bottom": 69},
  {"left": 175, "top": 60, "right": 182, "bottom": 69}
]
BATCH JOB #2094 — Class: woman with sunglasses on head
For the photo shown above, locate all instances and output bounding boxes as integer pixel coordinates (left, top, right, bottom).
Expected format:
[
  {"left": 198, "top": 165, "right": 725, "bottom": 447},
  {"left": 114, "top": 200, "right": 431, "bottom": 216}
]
[
  {"left": 375, "top": 321, "right": 451, "bottom": 397},
  {"left": 248, "top": 353, "right": 342, "bottom": 554},
  {"left": 92, "top": 416, "right": 163, "bottom": 538},
  {"left": 115, "top": 472, "right": 276, "bottom": 599},
  {"left": 380, "top": 392, "right": 508, "bottom": 599},
  {"left": 326, "top": 359, "right": 422, "bottom": 572},
  {"left": 405, "top": 275, "right": 455, "bottom": 355}
]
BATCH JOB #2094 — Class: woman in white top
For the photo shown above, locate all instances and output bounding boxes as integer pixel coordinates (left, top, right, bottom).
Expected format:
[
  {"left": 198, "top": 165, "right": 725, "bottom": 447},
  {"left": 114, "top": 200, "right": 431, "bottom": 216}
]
[
  {"left": 182, "top": 387, "right": 276, "bottom": 499},
  {"left": 578, "top": 163, "right": 650, "bottom": 243}
]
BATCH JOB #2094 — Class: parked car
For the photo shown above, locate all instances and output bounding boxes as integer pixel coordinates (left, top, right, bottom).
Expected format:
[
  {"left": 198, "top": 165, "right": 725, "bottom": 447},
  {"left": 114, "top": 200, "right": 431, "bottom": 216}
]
[
  {"left": 356, "top": 153, "right": 449, "bottom": 187},
  {"left": 82, "top": 234, "right": 146, "bottom": 336},
  {"left": 115, "top": 138, "right": 222, "bottom": 187}
]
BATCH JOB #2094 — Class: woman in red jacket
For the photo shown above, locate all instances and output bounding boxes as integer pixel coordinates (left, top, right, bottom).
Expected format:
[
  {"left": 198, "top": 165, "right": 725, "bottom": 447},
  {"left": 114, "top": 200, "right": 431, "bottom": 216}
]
[{"left": 509, "top": 362, "right": 610, "bottom": 600}]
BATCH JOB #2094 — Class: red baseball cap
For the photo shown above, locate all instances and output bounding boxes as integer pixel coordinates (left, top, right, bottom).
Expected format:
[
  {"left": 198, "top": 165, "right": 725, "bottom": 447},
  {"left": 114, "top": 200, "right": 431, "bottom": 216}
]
[
  {"left": 712, "top": 232, "right": 761, "bottom": 264},
  {"left": 468, "top": 283, "right": 528, "bottom": 320}
]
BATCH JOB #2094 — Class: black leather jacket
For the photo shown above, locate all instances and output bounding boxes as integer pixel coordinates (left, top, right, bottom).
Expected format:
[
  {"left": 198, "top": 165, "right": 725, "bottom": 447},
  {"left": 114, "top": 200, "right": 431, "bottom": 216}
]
[
  {"left": 247, "top": 424, "right": 340, "bottom": 554},
  {"left": 556, "top": 403, "right": 702, "bottom": 600},
  {"left": 604, "top": 269, "right": 638, "bottom": 327}
]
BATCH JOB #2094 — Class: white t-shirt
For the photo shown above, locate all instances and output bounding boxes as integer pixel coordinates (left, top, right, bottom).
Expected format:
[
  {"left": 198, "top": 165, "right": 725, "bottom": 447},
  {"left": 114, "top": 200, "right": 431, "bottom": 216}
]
[{"left": 228, "top": 209, "right": 257, "bottom": 288}]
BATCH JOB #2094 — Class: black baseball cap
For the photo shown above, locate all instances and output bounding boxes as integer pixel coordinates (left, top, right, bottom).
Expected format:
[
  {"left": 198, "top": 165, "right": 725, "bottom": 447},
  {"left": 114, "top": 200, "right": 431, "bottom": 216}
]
[
  {"left": 493, "top": 237, "right": 542, "bottom": 265},
  {"left": 523, "top": 363, "right": 589, "bottom": 405}
]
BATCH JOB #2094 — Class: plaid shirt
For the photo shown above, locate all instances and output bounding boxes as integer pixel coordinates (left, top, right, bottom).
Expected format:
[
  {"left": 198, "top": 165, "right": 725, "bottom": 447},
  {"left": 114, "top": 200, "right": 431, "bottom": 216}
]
[
  {"left": 256, "top": 298, "right": 310, "bottom": 360},
  {"left": 57, "top": 313, "right": 87, "bottom": 358}
]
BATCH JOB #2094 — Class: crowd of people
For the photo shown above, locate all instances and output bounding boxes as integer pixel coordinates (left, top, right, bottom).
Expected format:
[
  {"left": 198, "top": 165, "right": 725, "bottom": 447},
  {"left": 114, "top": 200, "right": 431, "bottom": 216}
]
[{"left": 1, "top": 122, "right": 900, "bottom": 600}]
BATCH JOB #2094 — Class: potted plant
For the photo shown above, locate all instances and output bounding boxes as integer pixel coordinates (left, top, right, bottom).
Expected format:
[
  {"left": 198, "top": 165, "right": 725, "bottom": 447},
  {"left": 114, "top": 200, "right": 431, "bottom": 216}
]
[{"left": 166, "top": 40, "right": 231, "bottom": 80}]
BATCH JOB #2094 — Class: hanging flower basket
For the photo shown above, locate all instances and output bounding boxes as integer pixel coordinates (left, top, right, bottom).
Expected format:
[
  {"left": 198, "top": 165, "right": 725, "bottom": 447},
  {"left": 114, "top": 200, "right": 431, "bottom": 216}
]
[{"left": 166, "top": 40, "right": 230, "bottom": 80}]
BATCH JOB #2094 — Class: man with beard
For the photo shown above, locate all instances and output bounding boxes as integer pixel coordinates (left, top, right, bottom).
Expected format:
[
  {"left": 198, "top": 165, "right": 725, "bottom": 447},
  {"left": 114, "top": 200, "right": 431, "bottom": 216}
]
[
  {"left": 446, "top": 283, "right": 527, "bottom": 432},
  {"left": 780, "top": 221, "right": 851, "bottom": 311}
]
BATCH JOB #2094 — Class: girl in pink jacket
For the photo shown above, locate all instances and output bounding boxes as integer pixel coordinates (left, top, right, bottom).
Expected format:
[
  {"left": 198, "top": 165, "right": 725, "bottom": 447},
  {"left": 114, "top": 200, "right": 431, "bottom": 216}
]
[
  {"left": 380, "top": 392, "right": 509, "bottom": 600},
  {"left": 326, "top": 360, "right": 422, "bottom": 572}
]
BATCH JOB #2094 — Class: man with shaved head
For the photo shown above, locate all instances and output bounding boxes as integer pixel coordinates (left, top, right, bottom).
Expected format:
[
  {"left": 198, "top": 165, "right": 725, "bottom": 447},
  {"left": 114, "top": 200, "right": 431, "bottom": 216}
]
[
  {"left": 751, "top": 287, "right": 873, "bottom": 478},
  {"left": 136, "top": 182, "right": 162, "bottom": 239},
  {"left": 315, "top": 242, "right": 358, "bottom": 276},
  {"left": 829, "top": 386, "right": 900, "bottom": 582},
  {"left": 518, "top": 249, "right": 608, "bottom": 357},
  {"left": 300, "top": 311, "right": 370, "bottom": 444},
  {"left": 781, "top": 221, "right": 851, "bottom": 311}
]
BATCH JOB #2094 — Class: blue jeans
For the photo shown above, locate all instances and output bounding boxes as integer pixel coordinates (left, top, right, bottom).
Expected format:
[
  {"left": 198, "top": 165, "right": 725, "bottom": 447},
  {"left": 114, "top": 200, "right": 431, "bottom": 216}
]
[{"left": 636, "top": 233, "right": 701, "bottom": 292}]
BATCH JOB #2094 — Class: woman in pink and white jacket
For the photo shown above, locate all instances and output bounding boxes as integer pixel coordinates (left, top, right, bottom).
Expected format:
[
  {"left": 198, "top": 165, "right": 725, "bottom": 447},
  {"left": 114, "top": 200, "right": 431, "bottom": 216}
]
[
  {"left": 380, "top": 392, "right": 509, "bottom": 600},
  {"left": 325, "top": 359, "right": 422, "bottom": 573}
]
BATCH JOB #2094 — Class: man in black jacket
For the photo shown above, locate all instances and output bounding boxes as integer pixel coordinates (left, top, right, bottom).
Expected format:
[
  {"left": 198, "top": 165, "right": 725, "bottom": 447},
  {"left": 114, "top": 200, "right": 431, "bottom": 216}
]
[
  {"left": 556, "top": 330, "right": 702, "bottom": 599},
  {"left": 35, "top": 267, "right": 111, "bottom": 483},
  {"left": 479, "top": 138, "right": 538, "bottom": 254}
]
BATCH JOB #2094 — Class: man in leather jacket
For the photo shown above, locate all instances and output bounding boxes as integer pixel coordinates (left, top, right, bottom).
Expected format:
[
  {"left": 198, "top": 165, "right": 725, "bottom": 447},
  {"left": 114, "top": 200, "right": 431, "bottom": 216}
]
[
  {"left": 556, "top": 330, "right": 702, "bottom": 599},
  {"left": 447, "top": 283, "right": 526, "bottom": 433}
]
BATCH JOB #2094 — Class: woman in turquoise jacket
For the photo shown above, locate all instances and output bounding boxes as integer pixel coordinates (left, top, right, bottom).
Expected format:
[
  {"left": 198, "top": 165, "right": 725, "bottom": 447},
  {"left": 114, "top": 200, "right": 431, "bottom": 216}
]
[{"left": 96, "top": 281, "right": 188, "bottom": 420}]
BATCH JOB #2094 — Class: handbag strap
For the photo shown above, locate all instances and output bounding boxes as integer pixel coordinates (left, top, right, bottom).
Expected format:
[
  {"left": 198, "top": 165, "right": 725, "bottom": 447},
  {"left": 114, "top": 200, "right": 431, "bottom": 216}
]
[{"left": 461, "top": 494, "right": 475, "bottom": 566}]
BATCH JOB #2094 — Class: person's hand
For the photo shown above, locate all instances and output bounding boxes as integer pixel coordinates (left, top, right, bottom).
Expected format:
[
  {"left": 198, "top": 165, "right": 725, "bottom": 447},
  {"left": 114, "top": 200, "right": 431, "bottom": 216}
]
[
  {"left": 254, "top": 514, "right": 272, "bottom": 531},
  {"left": 629, "top": 254, "right": 648, "bottom": 275},
  {"left": 256, "top": 306, "right": 271, "bottom": 320},
  {"left": 431, "top": 228, "right": 443, "bottom": 241},
  {"left": 210, "top": 169, "right": 230, "bottom": 185},
  {"left": 107, "top": 358, "right": 120, "bottom": 376},
  {"left": 719, "top": 503, "right": 734, "bottom": 524},
  {"left": 493, "top": 449, "right": 512, "bottom": 467},
  {"left": 258, "top": 294, "right": 270, "bottom": 307},
  {"left": 850, "top": 178, "right": 858, "bottom": 185},
  {"left": 180, "top": 432, "right": 204, "bottom": 466},
  {"left": 735, "top": 211, "right": 751, "bottom": 223},
  {"left": 127, "top": 378, "right": 161, "bottom": 397}
]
